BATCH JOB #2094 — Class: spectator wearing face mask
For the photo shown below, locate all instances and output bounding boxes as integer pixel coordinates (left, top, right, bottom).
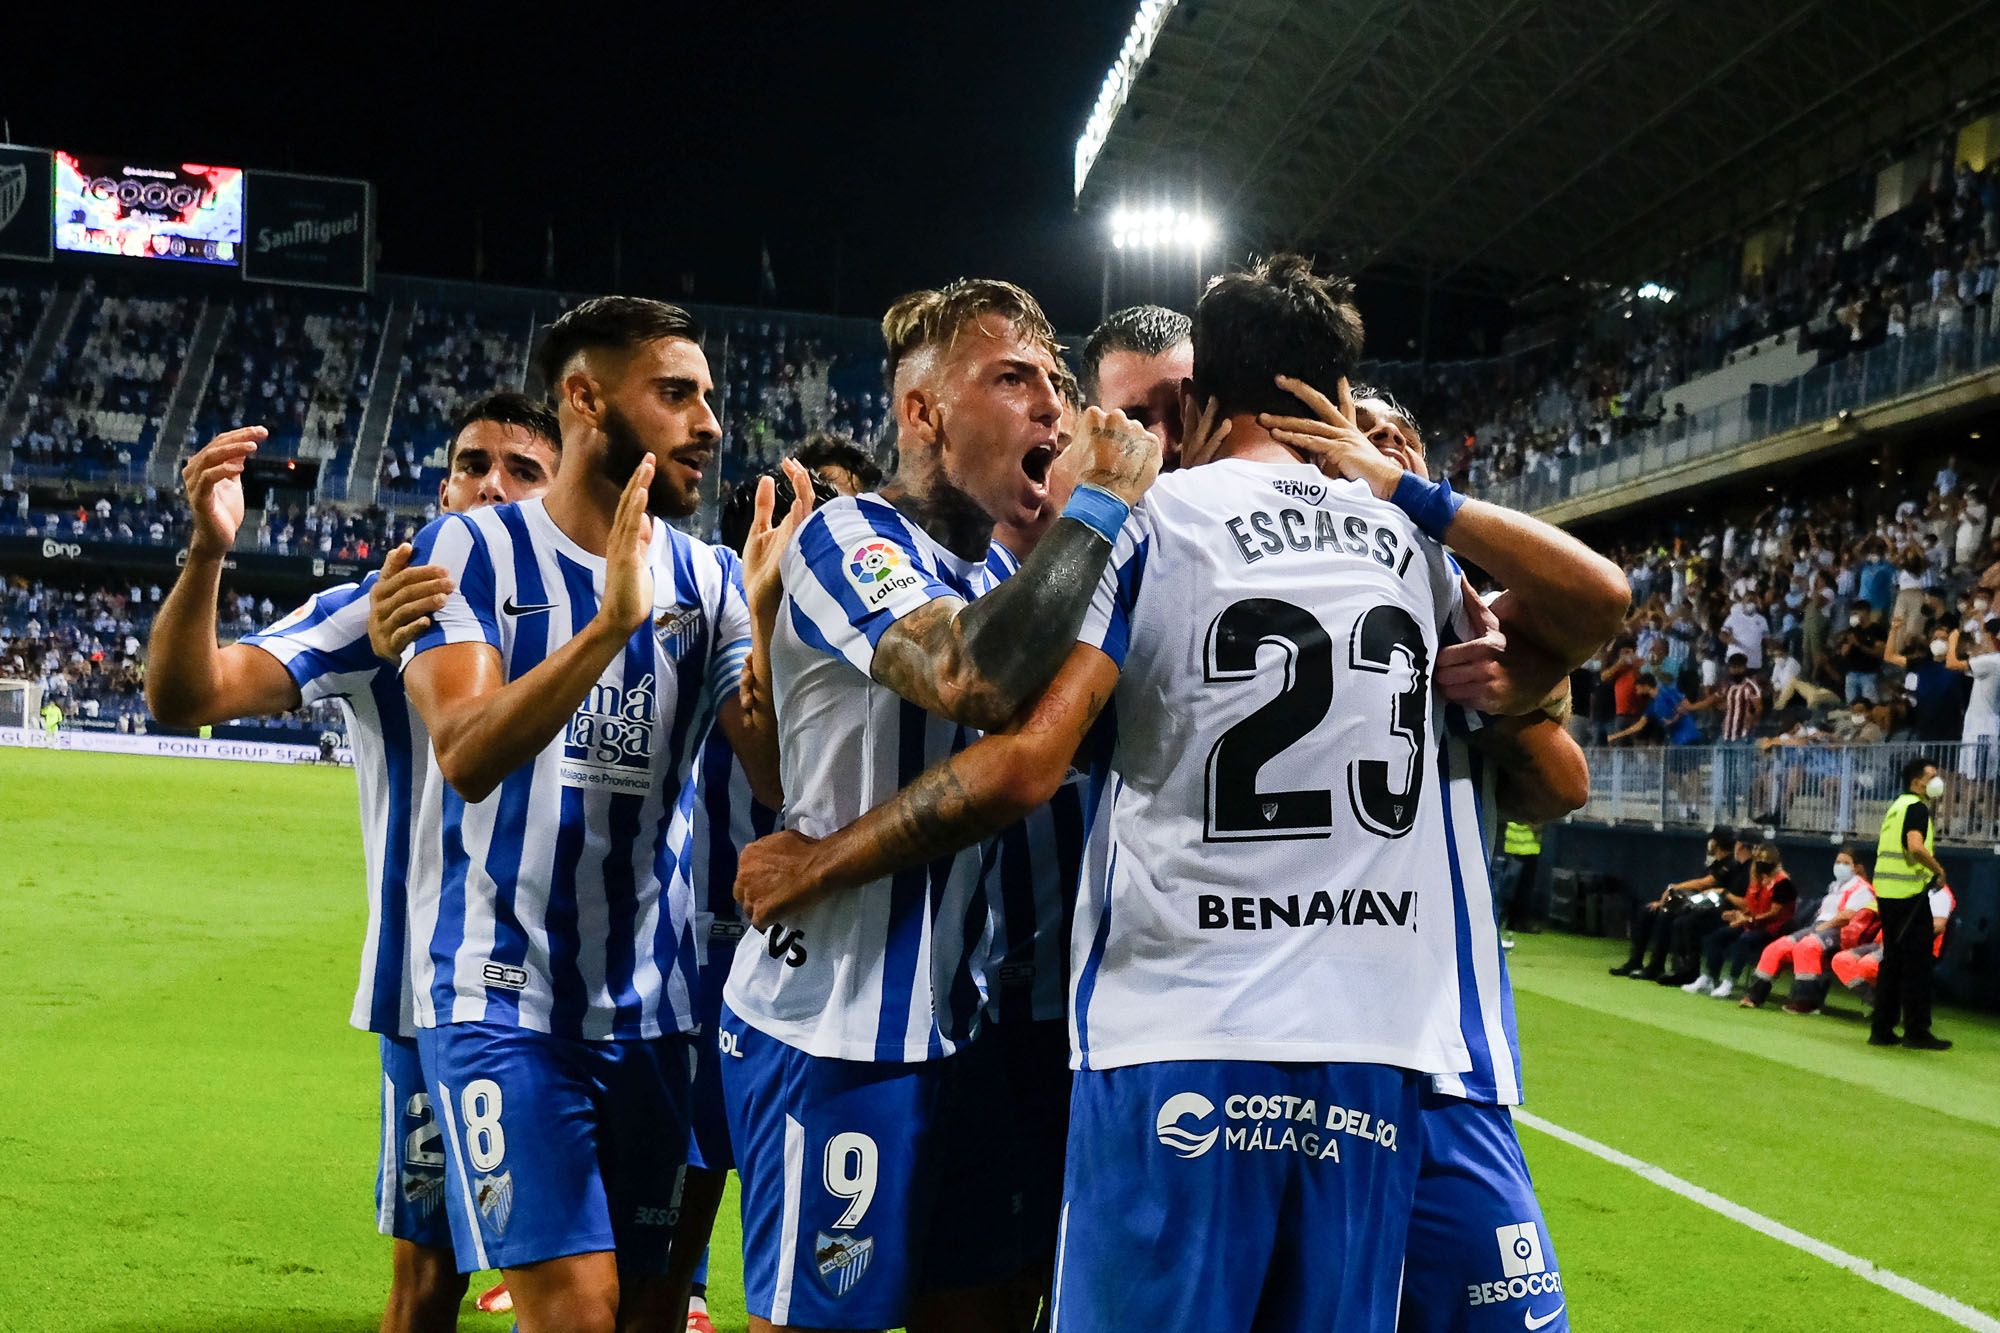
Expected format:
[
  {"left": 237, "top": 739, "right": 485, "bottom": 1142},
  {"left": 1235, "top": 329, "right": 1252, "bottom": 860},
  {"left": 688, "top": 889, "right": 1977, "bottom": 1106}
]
[
  {"left": 1833, "top": 605, "right": 1887, "bottom": 702},
  {"left": 1945, "top": 617, "right": 2000, "bottom": 788},
  {"left": 1720, "top": 597, "right": 1770, "bottom": 671},
  {"left": 1884, "top": 621, "right": 1966, "bottom": 744},
  {"left": 1688, "top": 653, "right": 1763, "bottom": 742},
  {"left": 1682, "top": 843, "right": 1799, "bottom": 999},
  {"left": 1827, "top": 696, "right": 1887, "bottom": 744},
  {"left": 1859, "top": 545, "right": 1897, "bottom": 619},
  {"left": 1956, "top": 496, "right": 1988, "bottom": 570},
  {"left": 1866, "top": 759, "right": 1954, "bottom": 1049},
  {"left": 1831, "top": 881, "right": 1956, "bottom": 1012},
  {"left": 1737, "top": 849, "right": 1877, "bottom": 1012}
]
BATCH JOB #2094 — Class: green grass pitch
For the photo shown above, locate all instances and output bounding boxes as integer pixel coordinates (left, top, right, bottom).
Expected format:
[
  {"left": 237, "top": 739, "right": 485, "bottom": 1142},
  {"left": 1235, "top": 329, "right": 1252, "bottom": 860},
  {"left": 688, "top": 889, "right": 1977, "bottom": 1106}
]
[{"left": 3, "top": 747, "right": 1997, "bottom": 1331}]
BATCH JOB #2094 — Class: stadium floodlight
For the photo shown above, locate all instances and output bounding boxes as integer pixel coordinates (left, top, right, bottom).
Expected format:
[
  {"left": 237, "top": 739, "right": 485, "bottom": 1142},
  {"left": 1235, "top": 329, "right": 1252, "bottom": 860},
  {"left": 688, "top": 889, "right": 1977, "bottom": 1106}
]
[
  {"left": 1074, "top": 0, "right": 1182, "bottom": 199},
  {"left": 1636, "top": 281, "right": 1678, "bottom": 303},
  {"left": 1109, "top": 205, "right": 1214, "bottom": 252}
]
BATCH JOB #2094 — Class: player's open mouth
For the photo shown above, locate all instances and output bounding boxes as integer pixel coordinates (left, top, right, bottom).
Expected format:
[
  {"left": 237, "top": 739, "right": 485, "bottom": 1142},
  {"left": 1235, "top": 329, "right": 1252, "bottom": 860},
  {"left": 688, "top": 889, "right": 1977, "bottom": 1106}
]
[
  {"left": 1022, "top": 442, "right": 1058, "bottom": 493},
  {"left": 670, "top": 448, "right": 711, "bottom": 480}
]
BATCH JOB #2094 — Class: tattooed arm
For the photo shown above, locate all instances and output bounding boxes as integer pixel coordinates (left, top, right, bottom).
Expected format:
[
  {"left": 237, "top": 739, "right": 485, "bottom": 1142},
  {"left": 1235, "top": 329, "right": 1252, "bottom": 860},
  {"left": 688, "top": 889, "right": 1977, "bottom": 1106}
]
[
  {"left": 869, "top": 408, "right": 1158, "bottom": 730},
  {"left": 1469, "top": 712, "right": 1590, "bottom": 824},
  {"left": 736, "top": 644, "right": 1119, "bottom": 927}
]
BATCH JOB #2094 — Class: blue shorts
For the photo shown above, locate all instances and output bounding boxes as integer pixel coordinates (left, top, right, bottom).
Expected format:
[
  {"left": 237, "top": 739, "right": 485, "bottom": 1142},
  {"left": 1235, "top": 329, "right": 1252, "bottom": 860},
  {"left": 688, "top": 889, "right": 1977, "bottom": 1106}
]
[
  {"left": 689, "top": 934, "right": 741, "bottom": 1173},
  {"left": 720, "top": 1004, "right": 952, "bottom": 1328},
  {"left": 417, "top": 1022, "right": 694, "bottom": 1276},
  {"left": 375, "top": 1034, "right": 453, "bottom": 1251},
  {"left": 1400, "top": 1093, "right": 1567, "bottom": 1333},
  {"left": 1052, "top": 1060, "right": 1422, "bottom": 1333}
]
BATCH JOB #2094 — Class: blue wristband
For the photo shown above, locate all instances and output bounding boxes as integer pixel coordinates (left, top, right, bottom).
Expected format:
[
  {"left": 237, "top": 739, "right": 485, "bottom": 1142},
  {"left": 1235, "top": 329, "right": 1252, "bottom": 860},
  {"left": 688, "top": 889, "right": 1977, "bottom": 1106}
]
[
  {"left": 1062, "top": 482, "right": 1130, "bottom": 544},
  {"left": 1391, "top": 472, "right": 1466, "bottom": 541}
]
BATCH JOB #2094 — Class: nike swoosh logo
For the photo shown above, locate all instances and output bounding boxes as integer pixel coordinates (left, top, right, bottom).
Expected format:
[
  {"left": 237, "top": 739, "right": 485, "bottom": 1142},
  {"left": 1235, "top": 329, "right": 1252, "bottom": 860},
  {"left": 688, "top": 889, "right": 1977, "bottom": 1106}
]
[
  {"left": 1524, "top": 1303, "right": 1565, "bottom": 1330},
  {"left": 502, "top": 597, "right": 557, "bottom": 616}
]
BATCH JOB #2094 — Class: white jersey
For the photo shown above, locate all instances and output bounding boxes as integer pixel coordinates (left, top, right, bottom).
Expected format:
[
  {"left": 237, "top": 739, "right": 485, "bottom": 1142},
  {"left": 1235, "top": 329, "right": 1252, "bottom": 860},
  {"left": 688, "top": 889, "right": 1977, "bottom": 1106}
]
[
  {"left": 402, "top": 497, "right": 750, "bottom": 1041},
  {"left": 1070, "top": 459, "right": 1471, "bottom": 1076},
  {"left": 244, "top": 572, "right": 428, "bottom": 1038},
  {"left": 724, "top": 494, "right": 1011, "bottom": 1062},
  {"left": 1429, "top": 708, "right": 1523, "bottom": 1105}
]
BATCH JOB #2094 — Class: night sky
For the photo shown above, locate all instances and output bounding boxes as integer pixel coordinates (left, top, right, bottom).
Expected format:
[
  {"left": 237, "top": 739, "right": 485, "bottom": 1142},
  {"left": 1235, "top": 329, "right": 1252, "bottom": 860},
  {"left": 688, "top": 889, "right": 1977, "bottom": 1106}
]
[{"left": 4, "top": 6, "right": 1478, "bottom": 351}]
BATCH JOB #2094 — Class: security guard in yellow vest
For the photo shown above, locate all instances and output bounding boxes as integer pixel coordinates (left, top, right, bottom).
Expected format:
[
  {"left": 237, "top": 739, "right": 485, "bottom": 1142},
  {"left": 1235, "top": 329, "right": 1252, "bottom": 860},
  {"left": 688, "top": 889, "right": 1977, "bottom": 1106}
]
[
  {"left": 1870, "top": 757, "right": 1952, "bottom": 1050},
  {"left": 1494, "top": 821, "right": 1542, "bottom": 947}
]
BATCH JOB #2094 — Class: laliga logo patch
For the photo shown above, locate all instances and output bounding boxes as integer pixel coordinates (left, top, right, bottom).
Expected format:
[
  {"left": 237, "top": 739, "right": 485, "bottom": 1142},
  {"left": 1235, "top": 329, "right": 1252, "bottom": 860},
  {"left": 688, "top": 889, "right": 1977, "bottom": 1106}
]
[
  {"left": 1155, "top": 1091, "right": 1219, "bottom": 1159},
  {"left": 843, "top": 539, "right": 921, "bottom": 608},
  {"left": 848, "top": 540, "right": 904, "bottom": 585},
  {"left": 0, "top": 164, "right": 25, "bottom": 232},
  {"left": 814, "top": 1231, "right": 875, "bottom": 1297}
]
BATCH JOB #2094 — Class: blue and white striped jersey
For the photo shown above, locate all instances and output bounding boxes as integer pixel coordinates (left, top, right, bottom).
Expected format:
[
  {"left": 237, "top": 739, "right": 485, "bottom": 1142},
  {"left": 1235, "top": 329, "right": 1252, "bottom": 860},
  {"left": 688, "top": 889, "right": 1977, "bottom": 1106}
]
[
  {"left": 978, "top": 770, "right": 1086, "bottom": 1026},
  {"left": 1431, "top": 707, "right": 1525, "bottom": 1106},
  {"left": 401, "top": 497, "right": 751, "bottom": 1041},
  {"left": 1067, "top": 460, "right": 1471, "bottom": 1076},
  {"left": 723, "top": 493, "right": 1010, "bottom": 1063},
  {"left": 244, "top": 572, "right": 426, "bottom": 1039},
  {"left": 687, "top": 727, "right": 778, "bottom": 973}
]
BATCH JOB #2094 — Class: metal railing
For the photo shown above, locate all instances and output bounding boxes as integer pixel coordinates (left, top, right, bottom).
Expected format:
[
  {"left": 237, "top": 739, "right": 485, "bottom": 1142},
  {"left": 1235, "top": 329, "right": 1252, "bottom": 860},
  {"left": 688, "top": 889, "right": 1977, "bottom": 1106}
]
[
  {"left": 1485, "top": 318, "right": 2000, "bottom": 514},
  {"left": 1579, "top": 741, "right": 2000, "bottom": 844}
]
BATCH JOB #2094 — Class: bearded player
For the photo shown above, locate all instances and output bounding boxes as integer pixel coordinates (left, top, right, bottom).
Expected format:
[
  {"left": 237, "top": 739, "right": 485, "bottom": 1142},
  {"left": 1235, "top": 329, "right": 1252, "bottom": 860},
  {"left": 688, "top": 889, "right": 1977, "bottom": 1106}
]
[
  {"left": 146, "top": 392, "right": 560, "bottom": 1333},
  {"left": 398, "top": 297, "right": 794, "bottom": 1333}
]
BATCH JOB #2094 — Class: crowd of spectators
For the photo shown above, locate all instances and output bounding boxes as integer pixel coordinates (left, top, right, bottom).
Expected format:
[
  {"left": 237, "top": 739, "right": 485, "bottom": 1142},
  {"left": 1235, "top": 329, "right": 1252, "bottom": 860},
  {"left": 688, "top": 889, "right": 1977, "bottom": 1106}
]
[
  {"left": 194, "top": 292, "right": 382, "bottom": 468},
  {"left": 717, "top": 317, "right": 889, "bottom": 486},
  {"left": 0, "top": 280, "right": 49, "bottom": 402},
  {"left": 0, "top": 576, "right": 343, "bottom": 736},
  {"left": 1572, "top": 452, "right": 2000, "bottom": 780},
  {"left": 1, "top": 578, "right": 152, "bottom": 730},
  {"left": 0, "top": 470, "right": 406, "bottom": 557},
  {"left": 12, "top": 280, "right": 198, "bottom": 477},
  {"left": 1424, "top": 153, "right": 2000, "bottom": 500},
  {"left": 379, "top": 305, "right": 532, "bottom": 495}
]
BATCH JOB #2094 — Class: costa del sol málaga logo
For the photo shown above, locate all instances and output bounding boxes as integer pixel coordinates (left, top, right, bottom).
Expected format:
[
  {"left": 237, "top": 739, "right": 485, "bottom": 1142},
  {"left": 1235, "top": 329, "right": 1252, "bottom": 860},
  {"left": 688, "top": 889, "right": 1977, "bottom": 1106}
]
[
  {"left": 1155, "top": 1091, "right": 1220, "bottom": 1159},
  {"left": 849, "top": 540, "right": 905, "bottom": 585}
]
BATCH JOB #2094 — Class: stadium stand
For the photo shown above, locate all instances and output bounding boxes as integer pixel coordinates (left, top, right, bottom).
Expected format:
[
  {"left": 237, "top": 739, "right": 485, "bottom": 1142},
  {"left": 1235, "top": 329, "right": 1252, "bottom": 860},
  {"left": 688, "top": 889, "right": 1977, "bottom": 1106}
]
[
  {"left": 373, "top": 300, "right": 534, "bottom": 505},
  {"left": 0, "top": 277, "right": 51, "bottom": 405},
  {"left": 11, "top": 278, "right": 200, "bottom": 483},
  {"left": 189, "top": 289, "right": 385, "bottom": 492},
  {"left": 0, "top": 574, "right": 344, "bottom": 738}
]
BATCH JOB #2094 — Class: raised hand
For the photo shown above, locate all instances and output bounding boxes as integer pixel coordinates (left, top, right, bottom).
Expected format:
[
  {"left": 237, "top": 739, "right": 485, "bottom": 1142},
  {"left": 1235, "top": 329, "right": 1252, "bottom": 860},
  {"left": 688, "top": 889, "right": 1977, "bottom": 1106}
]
[
  {"left": 368, "top": 542, "right": 454, "bottom": 662},
  {"left": 181, "top": 426, "right": 266, "bottom": 556},
  {"left": 1258, "top": 375, "right": 1401, "bottom": 500},
  {"left": 1064, "top": 406, "right": 1162, "bottom": 505},
  {"left": 598, "top": 453, "right": 657, "bottom": 636},
  {"left": 742, "top": 457, "right": 817, "bottom": 623},
  {"left": 1178, "top": 392, "right": 1233, "bottom": 471}
]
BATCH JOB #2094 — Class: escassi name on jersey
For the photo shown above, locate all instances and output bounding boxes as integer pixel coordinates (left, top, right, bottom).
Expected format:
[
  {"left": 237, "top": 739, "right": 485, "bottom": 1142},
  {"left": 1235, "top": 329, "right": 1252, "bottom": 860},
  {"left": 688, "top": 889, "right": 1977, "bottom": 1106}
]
[
  {"left": 1223, "top": 505, "right": 1417, "bottom": 575},
  {"left": 1198, "top": 887, "right": 1418, "bottom": 931}
]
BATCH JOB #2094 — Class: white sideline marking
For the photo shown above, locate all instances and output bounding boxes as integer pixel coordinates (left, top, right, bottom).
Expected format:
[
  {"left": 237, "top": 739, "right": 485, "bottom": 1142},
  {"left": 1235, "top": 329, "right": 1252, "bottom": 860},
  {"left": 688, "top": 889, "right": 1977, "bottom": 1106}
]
[{"left": 1515, "top": 1110, "right": 2000, "bottom": 1332}]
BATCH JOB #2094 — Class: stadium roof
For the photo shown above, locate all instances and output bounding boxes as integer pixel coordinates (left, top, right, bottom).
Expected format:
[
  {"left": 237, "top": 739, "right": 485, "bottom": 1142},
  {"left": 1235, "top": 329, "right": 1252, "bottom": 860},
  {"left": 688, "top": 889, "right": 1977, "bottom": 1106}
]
[{"left": 1076, "top": 0, "right": 1998, "bottom": 294}]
